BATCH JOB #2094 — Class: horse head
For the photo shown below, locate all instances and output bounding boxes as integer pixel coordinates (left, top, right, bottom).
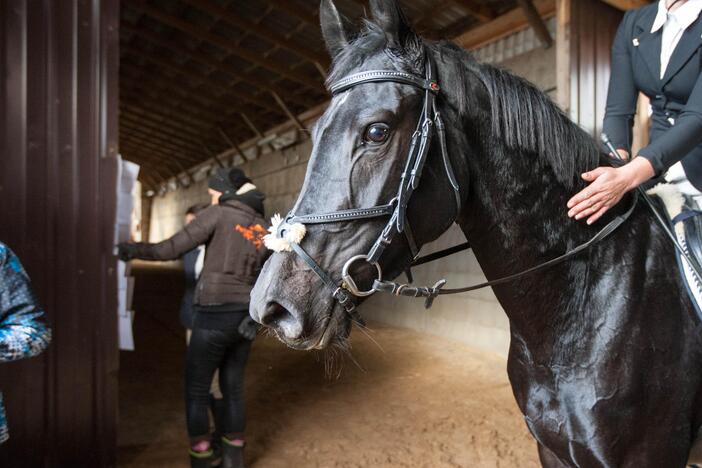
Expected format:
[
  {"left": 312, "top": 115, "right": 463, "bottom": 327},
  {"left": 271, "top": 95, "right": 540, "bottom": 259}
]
[{"left": 250, "top": 0, "right": 478, "bottom": 350}]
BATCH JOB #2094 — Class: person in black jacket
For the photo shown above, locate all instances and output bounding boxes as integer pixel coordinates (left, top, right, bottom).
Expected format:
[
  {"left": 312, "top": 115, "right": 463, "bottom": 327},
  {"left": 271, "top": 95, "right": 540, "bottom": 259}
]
[
  {"left": 119, "top": 168, "right": 267, "bottom": 468},
  {"left": 182, "top": 203, "right": 210, "bottom": 333},
  {"left": 567, "top": 0, "right": 702, "bottom": 224}
]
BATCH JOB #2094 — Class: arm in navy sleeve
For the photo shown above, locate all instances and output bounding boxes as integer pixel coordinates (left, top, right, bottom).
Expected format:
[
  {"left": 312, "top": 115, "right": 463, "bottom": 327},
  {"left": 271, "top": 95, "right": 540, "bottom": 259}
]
[
  {"left": 602, "top": 11, "right": 639, "bottom": 152},
  {"left": 638, "top": 70, "right": 702, "bottom": 175}
]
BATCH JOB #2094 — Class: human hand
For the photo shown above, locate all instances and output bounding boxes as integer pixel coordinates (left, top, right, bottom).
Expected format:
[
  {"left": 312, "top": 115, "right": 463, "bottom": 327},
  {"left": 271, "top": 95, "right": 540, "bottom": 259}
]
[
  {"left": 116, "top": 242, "right": 138, "bottom": 261},
  {"left": 567, "top": 157, "right": 654, "bottom": 225},
  {"left": 238, "top": 315, "right": 259, "bottom": 341}
]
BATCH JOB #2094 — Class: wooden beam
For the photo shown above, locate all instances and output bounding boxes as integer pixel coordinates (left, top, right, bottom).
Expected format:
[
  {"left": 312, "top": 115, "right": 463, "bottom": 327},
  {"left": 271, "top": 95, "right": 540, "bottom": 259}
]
[
  {"left": 413, "top": 1, "right": 455, "bottom": 33},
  {"left": 120, "top": 49, "right": 286, "bottom": 116},
  {"left": 217, "top": 126, "right": 248, "bottom": 162},
  {"left": 125, "top": 1, "right": 323, "bottom": 90},
  {"left": 556, "top": 0, "right": 570, "bottom": 112},
  {"left": 120, "top": 112, "right": 204, "bottom": 149},
  {"left": 174, "top": 160, "right": 196, "bottom": 185},
  {"left": 121, "top": 143, "right": 183, "bottom": 179},
  {"left": 453, "top": 0, "right": 556, "bottom": 49},
  {"left": 271, "top": 91, "right": 306, "bottom": 131},
  {"left": 121, "top": 132, "right": 202, "bottom": 165},
  {"left": 121, "top": 22, "right": 317, "bottom": 109},
  {"left": 516, "top": 0, "right": 553, "bottom": 48},
  {"left": 264, "top": 0, "right": 318, "bottom": 26},
  {"left": 200, "top": 140, "right": 225, "bottom": 168},
  {"left": 121, "top": 89, "right": 220, "bottom": 130},
  {"left": 121, "top": 71, "right": 240, "bottom": 124},
  {"left": 446, "top": 0, "right": 496, "bottom": 22},
  {"left": 119, "top": 121, "right": 204, "bottom": 158},
  {"left": 241, "top": 112, "right": 264, "bottom": 137},
  {"left": 120, "top": 103, "right": 211, "bottom": 140},
  {"left": 599, "top": 0, "right": 649, "bottom": 10},
  {"left": 182, "top": 0, "right": 330, "bottom": 68}
]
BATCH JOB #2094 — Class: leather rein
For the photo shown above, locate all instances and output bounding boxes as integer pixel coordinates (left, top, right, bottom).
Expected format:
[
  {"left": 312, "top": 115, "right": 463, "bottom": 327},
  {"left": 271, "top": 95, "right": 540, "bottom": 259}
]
[{"left": 271, "top": 54, "right": 638, "bottom": 322}]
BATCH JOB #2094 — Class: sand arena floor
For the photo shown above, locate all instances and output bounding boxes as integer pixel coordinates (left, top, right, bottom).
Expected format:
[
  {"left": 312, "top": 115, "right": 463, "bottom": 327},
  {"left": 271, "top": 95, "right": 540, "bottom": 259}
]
[{"left": 118, "top": 263, "right": 539, "bottom": 467}]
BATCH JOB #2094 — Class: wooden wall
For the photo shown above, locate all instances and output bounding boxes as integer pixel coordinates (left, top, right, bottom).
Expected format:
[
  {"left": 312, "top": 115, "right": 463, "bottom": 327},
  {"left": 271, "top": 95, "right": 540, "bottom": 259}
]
[
  {"left": 558, "top": 0, "right": 623, "bottom": 135},
  {"left": 0, "top": 0, "right": 120, "bottom": 466}
]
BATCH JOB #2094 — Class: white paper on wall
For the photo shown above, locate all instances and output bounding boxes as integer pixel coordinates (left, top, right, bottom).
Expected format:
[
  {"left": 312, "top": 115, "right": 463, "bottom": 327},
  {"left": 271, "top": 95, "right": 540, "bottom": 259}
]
[{"left": 115, "top": 155, "right": 140, "bottom": 351}]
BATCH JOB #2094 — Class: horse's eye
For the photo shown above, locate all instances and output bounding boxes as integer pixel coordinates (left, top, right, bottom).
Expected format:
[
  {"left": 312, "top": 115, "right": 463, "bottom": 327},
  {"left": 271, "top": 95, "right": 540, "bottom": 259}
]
[{"left": 363, "top": 123, "right": 390, "bottom": 144}]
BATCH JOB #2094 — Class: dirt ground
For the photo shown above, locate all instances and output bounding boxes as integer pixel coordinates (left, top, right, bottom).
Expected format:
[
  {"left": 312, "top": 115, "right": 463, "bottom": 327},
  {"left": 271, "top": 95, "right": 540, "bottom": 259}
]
[{"left": 118, "top": 263, "right": 539, "bottom": 467}]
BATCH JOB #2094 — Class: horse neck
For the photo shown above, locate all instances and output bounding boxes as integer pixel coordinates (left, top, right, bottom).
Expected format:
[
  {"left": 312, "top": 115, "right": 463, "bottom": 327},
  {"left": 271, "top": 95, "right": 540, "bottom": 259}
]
[{"left": 457, "top": 143, "right": 597, "bottom": 336}]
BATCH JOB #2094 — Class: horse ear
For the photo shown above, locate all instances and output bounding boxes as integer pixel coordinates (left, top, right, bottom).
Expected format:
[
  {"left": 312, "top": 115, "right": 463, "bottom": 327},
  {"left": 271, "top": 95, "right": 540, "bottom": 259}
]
[
  {"left": 369, "top": 0, "right": 418, "bottom": 52},
  {"left": 320, "top": 0, "right": 352, "bottom": 58}
]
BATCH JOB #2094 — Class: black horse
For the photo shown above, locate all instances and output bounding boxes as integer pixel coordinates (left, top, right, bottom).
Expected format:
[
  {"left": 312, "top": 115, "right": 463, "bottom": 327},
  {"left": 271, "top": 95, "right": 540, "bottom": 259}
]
[{"left": 250, "top": 0, "right": 702, "bottom": 465}]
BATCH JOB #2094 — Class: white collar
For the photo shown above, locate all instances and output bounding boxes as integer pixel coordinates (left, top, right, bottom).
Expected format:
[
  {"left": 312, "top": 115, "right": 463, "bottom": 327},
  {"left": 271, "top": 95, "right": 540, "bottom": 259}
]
[{"left": 652, "top": 0, "right": 702, "bottom": 33}]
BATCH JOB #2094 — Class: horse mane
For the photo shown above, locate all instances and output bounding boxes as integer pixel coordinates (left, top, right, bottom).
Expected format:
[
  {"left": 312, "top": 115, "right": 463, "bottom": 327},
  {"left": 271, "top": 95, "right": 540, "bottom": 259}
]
[
  {"left": 326, "top": 22, "right": 602, "bottom": 189},
  {"left": 477, "top": 63, "right": 601, "bottom": 187}
]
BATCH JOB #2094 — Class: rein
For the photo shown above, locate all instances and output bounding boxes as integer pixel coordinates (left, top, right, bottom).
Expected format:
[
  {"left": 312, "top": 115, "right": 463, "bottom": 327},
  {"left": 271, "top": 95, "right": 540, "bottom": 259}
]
[{"left": 267, "top": 53, "right": 639, "bottom": 320}]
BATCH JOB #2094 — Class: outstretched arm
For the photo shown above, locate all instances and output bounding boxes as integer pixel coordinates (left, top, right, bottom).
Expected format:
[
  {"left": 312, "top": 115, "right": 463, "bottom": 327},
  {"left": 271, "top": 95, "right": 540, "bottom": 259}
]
[
  {"left": 119, "top": 205, "right": 218, "bottom": 261},
  {"left": 0, "top": 244, "right": 51, "bottom": 363}
]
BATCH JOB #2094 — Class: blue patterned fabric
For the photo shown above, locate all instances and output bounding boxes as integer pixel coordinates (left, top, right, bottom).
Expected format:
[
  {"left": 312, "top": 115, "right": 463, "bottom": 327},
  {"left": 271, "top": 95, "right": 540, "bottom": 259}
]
[{"left": 0, "top": 242, "right": 51, "bottom": 444}]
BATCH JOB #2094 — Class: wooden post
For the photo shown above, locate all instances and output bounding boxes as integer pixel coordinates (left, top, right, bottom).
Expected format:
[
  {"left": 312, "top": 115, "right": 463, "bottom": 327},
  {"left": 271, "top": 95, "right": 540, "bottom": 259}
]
[
  {"left": 217, "top": 126, "right": 248, "bottom": 162},
  {"left": 271, "top": 91, "right": 306, "bottom": 132},
  {"left": 516, "top": 0, "right": 553, "bottom": 48},
  {"left": 201, "top": 140, "right": 225, "bottom": 168},
  {"left": 556, "top": 0, "right": 572, "bottom": 115}
]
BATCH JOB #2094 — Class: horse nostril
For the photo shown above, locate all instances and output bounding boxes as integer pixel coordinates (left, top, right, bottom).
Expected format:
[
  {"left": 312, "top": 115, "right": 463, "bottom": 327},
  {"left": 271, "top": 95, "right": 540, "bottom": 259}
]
[{"left": 262, "top": 302, "right": 293, "bottom": 327}]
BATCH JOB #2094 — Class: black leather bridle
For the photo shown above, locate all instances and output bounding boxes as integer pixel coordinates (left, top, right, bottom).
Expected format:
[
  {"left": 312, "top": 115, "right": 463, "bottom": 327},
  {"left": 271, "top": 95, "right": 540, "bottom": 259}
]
[{"left": 271, "top": 53, "right": 639, "bottom": 323}]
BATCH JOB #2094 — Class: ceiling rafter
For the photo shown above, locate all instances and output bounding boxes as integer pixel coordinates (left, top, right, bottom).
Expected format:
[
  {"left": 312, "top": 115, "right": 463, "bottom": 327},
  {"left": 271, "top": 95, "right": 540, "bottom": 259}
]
[
  {"left": 264, "top": 0, "right": 318, "bottom": 27},
  {"left": 124, "top": 0, "right": 323, "bottom": 91},
  {"left": 119, "top": 112, "right": 205, "bottom": 149},
  {"left": 120, "top": 48, "right": 287, "bottom": 117},
  {"left": 121, "top": 142, "right": 183, "bottom": 180},
  {"left": 446, "top": 0, "right": 496, "bottom": 22},
  {"left": 121, "top": 22, "right": 318, "bottom": 110},
  {"left": 121, "top": 131, "right": 203, "bottom": 164},
  {"left": 120, "top": 103, "right": 212, "bottom": 140},
  {"left": 119, "top": 120, "right": 205, "bottom": 156},
  {"left": 181, "top": 0, "right": 330, "bottom": 70}
]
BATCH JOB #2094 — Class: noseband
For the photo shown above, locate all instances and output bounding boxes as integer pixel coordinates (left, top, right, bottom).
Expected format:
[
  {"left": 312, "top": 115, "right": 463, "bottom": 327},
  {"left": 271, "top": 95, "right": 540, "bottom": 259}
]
[{"left": 271, "top": 55, "right": 461, "bottom": 322}]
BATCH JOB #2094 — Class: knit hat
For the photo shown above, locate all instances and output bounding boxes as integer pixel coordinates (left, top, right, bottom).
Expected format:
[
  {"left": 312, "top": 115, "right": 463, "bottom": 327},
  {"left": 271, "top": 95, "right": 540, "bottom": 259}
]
[{"left": 208, "top": 168, "right": 251, "bottom": 194}]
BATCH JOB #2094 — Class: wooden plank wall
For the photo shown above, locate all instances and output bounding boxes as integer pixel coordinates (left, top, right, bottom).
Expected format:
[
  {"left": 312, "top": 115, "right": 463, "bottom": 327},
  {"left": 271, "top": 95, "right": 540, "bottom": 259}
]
[
  {"left": 565, "top": 0, "right": 623, "bottom": 135},
  {"left": 0, "top": 0, "right": 120, "bottom": 466}
]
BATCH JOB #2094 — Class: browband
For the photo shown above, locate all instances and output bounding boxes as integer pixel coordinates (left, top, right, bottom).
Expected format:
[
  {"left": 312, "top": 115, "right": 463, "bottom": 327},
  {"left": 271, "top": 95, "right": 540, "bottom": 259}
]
[{"left": 329, "top": 70, "right": 440, "bottom": 95}]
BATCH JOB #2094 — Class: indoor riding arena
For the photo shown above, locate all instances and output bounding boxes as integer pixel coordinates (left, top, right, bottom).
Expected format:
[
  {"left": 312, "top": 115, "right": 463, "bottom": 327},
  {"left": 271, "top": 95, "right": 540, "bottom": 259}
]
[{"left": 6, "top": 0, "right": 698, "bottom": 467}]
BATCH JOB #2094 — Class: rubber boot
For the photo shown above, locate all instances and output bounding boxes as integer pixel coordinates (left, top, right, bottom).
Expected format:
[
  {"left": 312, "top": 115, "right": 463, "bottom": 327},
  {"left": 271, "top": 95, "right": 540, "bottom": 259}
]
[
  {"left": 210, "top": 395, "right": 225, "bottom": 466},
  {"left": 220, "top": 437, "right": 245, "bottom": 468},
  {"left": 189, "top": 449, "right": 213, "bottom": 468}
]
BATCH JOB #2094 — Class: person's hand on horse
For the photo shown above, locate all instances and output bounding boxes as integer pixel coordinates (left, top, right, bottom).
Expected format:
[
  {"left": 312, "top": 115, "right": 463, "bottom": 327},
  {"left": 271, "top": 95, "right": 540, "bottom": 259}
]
[{"left": 567, "top": 157, "right": 654, "bottom": 225}]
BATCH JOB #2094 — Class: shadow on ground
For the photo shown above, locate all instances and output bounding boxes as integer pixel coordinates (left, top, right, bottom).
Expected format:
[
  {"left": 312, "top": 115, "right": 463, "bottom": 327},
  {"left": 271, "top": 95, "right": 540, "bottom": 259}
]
[{"left": 118, "top": 262, "right": 537, "bottom": 468}]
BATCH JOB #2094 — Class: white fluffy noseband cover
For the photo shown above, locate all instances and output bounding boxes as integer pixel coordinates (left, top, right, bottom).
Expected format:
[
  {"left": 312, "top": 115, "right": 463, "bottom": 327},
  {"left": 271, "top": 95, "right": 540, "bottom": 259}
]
[{"left": 263, "top": 214, "right": 306, "bottom": 252}]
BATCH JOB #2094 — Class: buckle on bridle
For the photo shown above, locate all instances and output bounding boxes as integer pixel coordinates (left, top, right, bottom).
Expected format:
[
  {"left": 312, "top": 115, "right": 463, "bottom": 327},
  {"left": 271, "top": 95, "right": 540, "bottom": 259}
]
[{"left": 341, "top": 255, "right": 383, "bottom": 297}]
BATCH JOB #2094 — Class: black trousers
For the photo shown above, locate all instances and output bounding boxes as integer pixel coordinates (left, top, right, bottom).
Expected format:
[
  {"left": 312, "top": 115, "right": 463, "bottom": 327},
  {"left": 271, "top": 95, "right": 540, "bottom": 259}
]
[{"left": 185, "top": 324, "right": 251, "bottom": 441}]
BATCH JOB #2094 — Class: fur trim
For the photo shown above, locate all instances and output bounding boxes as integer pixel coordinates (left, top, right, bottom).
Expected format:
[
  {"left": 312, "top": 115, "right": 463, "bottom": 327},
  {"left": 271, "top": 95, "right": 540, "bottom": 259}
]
[
  {"left": 263, "top": 214, "right": 307, "bottom": 252},
  {"left": 235, "top": 182, "right": 257, "bottom": 195},
  {"left": 647, "top": 183, "right": 685, "bottom": 236}
]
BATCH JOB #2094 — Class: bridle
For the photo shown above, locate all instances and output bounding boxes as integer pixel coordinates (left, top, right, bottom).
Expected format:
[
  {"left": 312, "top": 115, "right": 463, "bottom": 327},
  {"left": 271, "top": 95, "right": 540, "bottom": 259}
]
[
  {"left": 270, "top": 51, "right": 640, "bottom": 323},
  {"left": 273, "top": 54, "right": 458, "bottom": 321}
]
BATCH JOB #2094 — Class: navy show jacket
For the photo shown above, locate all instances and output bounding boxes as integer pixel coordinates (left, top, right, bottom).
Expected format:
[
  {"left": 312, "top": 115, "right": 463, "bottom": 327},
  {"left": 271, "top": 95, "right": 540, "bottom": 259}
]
[{"left": 604, "top": 3, "right": 702, "bottom": 190}]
